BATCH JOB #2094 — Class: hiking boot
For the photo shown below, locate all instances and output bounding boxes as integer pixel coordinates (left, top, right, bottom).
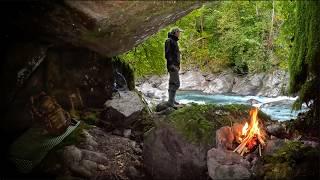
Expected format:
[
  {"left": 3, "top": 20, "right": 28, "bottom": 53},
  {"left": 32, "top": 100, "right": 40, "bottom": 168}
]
[{"left": 166, "top": 101, "right": 178, "bottom": 109}]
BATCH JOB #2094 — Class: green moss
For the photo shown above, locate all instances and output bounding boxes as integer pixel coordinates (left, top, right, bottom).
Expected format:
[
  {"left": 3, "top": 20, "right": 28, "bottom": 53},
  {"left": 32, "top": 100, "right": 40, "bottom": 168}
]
[
  {"left": 131, "top": 107, "right": 154, "bottom": 134},
  {"left": 54, "top": 121, "right": 92, "bottom": 150},
  {"left": 285, "top": 110, "right": 320, "bottom": 140},
  {"left": 80, "top": 109, "right": 100, "bottom": 125},
  {"left": 263, "top": 141, "right": 320, "bottom": 179},
  {"left": 167, "top": 104, "right": 270, "bottom": 145},
  {"left": 112, "top": 56, "right": 135, "bottom": 90},
  {"left": 264, "top": 162, "right": 293, "bottom": 180},
  {"left": 289, "top": 1, "right": 320, "bottom": 121}
]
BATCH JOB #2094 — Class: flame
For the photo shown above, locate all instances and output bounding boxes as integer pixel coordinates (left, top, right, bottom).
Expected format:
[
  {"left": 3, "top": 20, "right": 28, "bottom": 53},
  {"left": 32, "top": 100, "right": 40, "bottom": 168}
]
[
  {"left": 235, "top": 107, "right": 266, "bottom": 156},
  {"left": 242, "top": 122, "right": 249, "bottom": 136},
  {"left": 246, "top": 107, "right": 260, "bottom": 138}
]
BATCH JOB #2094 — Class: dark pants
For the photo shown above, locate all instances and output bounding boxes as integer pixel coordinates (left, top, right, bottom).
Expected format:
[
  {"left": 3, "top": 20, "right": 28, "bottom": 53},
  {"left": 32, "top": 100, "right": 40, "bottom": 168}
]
[{"left": 169, "top": 70, "right": 180, "bottom": 91}]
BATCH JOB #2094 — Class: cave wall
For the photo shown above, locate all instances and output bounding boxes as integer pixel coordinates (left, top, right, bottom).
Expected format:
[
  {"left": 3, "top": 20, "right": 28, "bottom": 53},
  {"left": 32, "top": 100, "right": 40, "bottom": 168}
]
[
  {"left": 1, "top": 42, "right": 114, "bottom": 136},
  {"left": 0, "top": 1, "right": 203, "bottom": 138}
]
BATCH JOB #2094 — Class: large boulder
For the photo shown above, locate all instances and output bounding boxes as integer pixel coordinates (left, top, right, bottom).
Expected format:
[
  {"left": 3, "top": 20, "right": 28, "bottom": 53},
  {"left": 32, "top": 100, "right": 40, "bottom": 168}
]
[
  {"left": 143, "top": 123, "right": 207, "bottom": 180},
  {"left": 1, "top": 1, "right": 202, "bottom": 57},
  {"left": 101, "top": 91, "right": 146, "bottom": 129},
  {"left": 207, "top": 148, "right": 251, "bottom": 180}
]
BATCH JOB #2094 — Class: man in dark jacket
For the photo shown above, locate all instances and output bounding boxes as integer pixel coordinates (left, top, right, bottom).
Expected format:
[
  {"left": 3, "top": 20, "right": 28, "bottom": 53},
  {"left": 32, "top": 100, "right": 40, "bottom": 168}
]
[{"left": 165, "top": 28, "right": 183, "bottom": 107}]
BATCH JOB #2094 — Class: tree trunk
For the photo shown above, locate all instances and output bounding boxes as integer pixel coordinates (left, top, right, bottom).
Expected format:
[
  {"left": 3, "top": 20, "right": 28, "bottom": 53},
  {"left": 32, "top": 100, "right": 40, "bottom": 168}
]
[{"left": 268, "top": 0, "right": 275, "bottom": 48}]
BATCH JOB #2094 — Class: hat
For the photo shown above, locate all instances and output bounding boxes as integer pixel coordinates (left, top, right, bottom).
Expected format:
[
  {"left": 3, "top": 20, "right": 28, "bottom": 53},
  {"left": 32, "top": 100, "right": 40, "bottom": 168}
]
[{"left": 171, "top": 27, "right": 184, "bottom": 34}]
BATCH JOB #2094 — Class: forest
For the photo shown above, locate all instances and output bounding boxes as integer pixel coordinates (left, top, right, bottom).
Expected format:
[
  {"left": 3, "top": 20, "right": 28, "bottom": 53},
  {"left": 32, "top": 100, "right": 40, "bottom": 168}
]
[{"left": 121, "top": 1, "right": 296, "bottom": 77}]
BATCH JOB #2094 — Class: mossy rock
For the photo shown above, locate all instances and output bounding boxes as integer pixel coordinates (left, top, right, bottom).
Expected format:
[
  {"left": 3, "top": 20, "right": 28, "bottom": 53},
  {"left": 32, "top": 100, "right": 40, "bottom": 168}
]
[
  {"left": 166, "top": 104, "right": 271, "bottom": 146},
  {"left": 80, "top": 109, "right": 102, "bottom": 125},
  {"left": 262, "top": 141, "right": 320, "bottom": 179}
]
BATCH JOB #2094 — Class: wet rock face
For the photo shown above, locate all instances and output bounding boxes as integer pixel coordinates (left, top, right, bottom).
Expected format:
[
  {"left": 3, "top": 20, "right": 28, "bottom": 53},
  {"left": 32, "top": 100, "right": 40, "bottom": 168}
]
[{"left": 1, "top": 1, "right": 202, "bottom": 56}]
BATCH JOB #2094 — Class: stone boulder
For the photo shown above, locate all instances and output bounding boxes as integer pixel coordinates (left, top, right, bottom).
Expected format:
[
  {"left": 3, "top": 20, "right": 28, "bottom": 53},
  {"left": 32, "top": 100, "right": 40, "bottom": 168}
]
[
  {"left": 179, "top": 71, "right": 208, "bottom": 91},
  {"left": 143, "top": 123, "right": 207, "bottom": 180},
  {"left": 266, "top": 123, "right": 287, "bottom": 138},
  {"left": 2, "top": 1, "right": 202, "bottom": 56},
  {"left": 263, "top": 139, "right": 286, "bottom": 156},
  {"left": 207, "top": 148, "right": 251, "bottom": 180},
  {"left": 232, "top": 73, "right": 265, "bottom": 96},
  {"left": 257, "top": 70, "right": 289, "bottom": 97},
  {"left": 101, "top": 91, "right": 146, "bottom": 128},
  {"left": 204, "top": 73, "right": 234, "bottom": 94}
]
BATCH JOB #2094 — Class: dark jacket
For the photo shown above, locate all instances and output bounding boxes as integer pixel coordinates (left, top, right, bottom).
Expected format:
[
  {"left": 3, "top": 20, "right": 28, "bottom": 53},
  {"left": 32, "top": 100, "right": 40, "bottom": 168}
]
[{"left": 165, "top": 32, "right": 180, "bottom": 71}]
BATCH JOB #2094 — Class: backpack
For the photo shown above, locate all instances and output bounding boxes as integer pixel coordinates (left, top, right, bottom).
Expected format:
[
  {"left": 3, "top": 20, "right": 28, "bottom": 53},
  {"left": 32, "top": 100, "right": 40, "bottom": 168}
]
[{"left": 30, "top": 92, "right": 70, "bottom": 136}]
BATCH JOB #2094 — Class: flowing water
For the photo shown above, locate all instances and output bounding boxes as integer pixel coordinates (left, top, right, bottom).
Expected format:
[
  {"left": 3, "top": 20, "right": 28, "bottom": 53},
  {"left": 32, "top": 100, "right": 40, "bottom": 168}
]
[{"left": 176, "top": 91, "right": 308, "bottom": 121}]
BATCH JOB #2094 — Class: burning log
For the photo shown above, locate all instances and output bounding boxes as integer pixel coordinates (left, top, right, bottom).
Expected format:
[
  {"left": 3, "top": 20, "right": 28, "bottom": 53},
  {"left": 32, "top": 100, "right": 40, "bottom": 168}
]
[{"left": 233, "top": 107, "right": 266, "bottom": 156}]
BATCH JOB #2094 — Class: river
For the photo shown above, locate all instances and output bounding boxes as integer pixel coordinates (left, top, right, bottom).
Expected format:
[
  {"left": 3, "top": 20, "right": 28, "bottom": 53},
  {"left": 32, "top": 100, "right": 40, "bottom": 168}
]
[{"left": 176, "top": 91, "right": 307, "bottom": 121}]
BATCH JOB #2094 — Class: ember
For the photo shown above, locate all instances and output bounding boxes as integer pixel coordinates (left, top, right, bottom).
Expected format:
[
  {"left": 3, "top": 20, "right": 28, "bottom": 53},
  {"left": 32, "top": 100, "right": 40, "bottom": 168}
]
[{"left": 234, "top": 107, "right": 266, "bottom": 156}]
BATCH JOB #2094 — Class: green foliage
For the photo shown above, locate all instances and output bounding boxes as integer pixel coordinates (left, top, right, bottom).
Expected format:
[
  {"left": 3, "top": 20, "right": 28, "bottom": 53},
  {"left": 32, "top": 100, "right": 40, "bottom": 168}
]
[
  {"left": 120, "top": 1, "right": 295, "bottom": 77},
  {"left": 167, "top": 104, "right": 270, "bottom": 145},
  {"left": 288, "top": 1, "right": 320, "bottom": 120}
]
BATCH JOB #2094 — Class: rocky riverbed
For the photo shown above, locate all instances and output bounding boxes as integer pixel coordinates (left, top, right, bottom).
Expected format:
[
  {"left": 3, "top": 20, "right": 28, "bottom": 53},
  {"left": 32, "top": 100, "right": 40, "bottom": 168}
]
[{"left": 136, "top": 69, "right": 289, "bottom": 106}]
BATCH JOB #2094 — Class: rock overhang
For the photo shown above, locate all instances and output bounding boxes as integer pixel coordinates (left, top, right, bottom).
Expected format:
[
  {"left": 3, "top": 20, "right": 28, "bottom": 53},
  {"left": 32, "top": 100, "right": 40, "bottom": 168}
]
[{"left": 2, "top": 1, "right": 203, "bottom": 57}]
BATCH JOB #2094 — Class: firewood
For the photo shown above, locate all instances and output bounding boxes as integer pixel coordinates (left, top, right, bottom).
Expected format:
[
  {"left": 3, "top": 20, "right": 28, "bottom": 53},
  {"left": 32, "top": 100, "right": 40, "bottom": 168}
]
[
  {"left": 258, "top": 135, "right": 265, "bottom": 145},
  {"left": 259, "top": 144, "right": 262, "bottom": 156},
  {"left": 233, "top": 136, "right": 249, "bottom": 152},
  {"left": 235, "top": 136, "right": 251, "bottom": 153}
]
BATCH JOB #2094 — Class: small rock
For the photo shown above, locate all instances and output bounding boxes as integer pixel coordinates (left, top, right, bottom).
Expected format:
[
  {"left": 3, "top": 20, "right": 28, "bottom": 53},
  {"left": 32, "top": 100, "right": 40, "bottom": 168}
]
[
  {"left": 112, "top": 129, "right": 122, "bottom": 136},
  {"left": 97, "top": 164, "right": 107, "bottom": 171},
  {"left": 263, "top": 139, "right": 285, "bottom": 156},
  {"left": 133, "top": 147, "right": 142, "bottom": 155},
  {"left": 63, "top": 145, "right": 82, "bottom": 166},
  {"left": 130, "top": 141, "right": 137, "bottom": 148},
  {"left": 270, "top": 135, "right": 277, "bottom": 140},
  {"left": 266, "top": 123, "right": 286, "bottom": 138},
  {"left": 215, "top": 110, "right": 229, "bottom": 116},
  {"left": 155, "top": 102, "right": 170, "bottom": 112},
  {"left": 80, "top": 159, "right": 97, "bottom": 170},
  {"left": 126, "top": 166, "right": 140, "bottom": 178},
  {"left": 123, "top": 129, "right": 132, "bottom": 138},
  {"left": 302, "top": 140, "right": 319, "bottom": 148},
  {"left": 155, "top": 107, "right": 175, "bottom": 115},
  {"left": 81, "top": 149, "right": 108, "bottom": 163}
]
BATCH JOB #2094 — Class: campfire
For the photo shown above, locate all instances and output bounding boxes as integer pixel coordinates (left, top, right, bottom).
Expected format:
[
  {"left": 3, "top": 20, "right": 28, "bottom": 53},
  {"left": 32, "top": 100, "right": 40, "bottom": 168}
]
[{"left": 233, "top": 107, "right": 266, "bottom": 156}]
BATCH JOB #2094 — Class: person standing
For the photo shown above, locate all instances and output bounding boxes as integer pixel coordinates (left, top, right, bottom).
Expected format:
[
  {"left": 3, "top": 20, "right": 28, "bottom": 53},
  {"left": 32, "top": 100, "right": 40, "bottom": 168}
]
[{"left": 165, "top": 28, "right": 183, "bottom": 108}]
